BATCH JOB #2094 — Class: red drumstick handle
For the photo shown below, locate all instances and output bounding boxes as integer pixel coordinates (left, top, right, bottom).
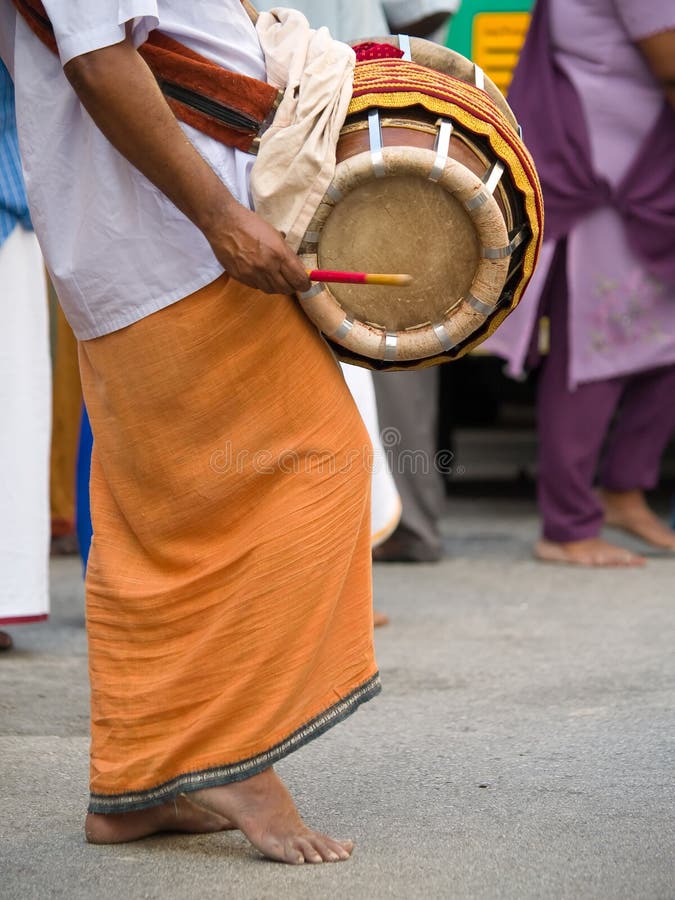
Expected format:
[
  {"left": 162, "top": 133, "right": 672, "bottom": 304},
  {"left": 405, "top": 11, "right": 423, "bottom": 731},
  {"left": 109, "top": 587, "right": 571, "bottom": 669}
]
[{"left": 307, "top": 269, "right": 412, "bottom": 286}]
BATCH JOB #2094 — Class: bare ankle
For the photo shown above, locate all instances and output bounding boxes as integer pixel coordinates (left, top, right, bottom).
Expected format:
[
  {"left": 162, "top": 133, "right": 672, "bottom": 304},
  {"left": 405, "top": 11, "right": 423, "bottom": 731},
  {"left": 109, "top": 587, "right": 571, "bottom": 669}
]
[
  {"left": 598, "top": 487, "right": 646, "bottom": 507},
  {"left": 192, "top": 769, "right": 353, "bottom": 865},
  {"left": 84, "top": 795, "right": 231, "bottom": 844}
]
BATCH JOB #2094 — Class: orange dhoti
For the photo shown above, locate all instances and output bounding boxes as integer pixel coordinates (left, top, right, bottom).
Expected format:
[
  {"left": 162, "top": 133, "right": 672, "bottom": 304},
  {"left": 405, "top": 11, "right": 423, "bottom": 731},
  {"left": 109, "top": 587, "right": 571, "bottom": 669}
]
[{"left": 78, "top": 274, "right": 379, "bottom": 813}]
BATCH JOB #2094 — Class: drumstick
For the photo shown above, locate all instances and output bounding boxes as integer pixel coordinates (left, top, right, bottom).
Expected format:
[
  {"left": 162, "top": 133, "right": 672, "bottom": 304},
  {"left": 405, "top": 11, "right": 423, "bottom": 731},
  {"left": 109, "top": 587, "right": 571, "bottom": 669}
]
[{"left": 306, "top": 269, "right": 413, "bottom": 286}]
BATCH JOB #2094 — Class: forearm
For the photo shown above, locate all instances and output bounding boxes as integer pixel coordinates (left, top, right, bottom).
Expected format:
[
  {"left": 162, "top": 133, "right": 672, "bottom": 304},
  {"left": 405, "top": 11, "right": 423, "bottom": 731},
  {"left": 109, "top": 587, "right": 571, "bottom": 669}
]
[{"left": 63, "top": 33, "right": 310, "bottom": 294}]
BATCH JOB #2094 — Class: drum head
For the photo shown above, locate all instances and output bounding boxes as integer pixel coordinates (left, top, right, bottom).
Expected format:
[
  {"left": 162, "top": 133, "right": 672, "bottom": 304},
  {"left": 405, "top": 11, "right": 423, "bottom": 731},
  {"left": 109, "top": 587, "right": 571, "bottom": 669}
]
[
  {"left": 300, "top": 145, "right": 511, "bottom": 364},
  {"left": 318, "top": 174, "right": 479, "bottom": 332}
]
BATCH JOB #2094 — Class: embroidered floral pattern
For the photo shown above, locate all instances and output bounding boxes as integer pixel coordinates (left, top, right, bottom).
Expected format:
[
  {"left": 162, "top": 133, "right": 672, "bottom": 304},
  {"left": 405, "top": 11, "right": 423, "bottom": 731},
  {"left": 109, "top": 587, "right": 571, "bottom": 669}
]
[{"left": 588, "top": 269, "right": 667, "bottom": 355}]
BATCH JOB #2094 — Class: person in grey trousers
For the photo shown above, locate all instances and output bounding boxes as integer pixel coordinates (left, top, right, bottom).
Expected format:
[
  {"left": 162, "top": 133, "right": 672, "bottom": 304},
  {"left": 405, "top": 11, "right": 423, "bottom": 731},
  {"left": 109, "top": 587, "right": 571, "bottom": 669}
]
[{"left": 257, "top": 0, "right": 460, "bottom": 562}]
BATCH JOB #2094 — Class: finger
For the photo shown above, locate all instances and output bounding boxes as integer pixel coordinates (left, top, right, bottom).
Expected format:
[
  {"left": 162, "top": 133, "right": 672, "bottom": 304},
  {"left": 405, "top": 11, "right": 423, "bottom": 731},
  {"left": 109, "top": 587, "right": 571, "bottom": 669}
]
[
  {"left": 232, "top": 262, "right": 297, "bottom": 296},
  {"left": 284, "top": 264, "right": 312, "bottom": 293},
  {"left": 267, "top": 274, "right": 296, "bottom": 296},
  {"left": 236, "top": 268, "right": 282, "bottom": 296},
  {"left": 255, "top": 271, "right": 280, "bottom": 294},
  {"left": 278, "top": 254, "right": 311, "bottom": 293},
  {"left": 262, "top": 269, "right": 300, "bottom": 296},
  {"left": 240, "top": 255, "right": 290, "bottom": 294}
]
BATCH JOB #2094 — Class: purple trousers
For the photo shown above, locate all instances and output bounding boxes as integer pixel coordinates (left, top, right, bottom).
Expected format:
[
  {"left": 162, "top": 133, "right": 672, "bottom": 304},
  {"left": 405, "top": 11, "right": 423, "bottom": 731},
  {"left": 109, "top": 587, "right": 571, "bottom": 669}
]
[{"left": 536, "top": 244, "right": 675, "bottom": 542}]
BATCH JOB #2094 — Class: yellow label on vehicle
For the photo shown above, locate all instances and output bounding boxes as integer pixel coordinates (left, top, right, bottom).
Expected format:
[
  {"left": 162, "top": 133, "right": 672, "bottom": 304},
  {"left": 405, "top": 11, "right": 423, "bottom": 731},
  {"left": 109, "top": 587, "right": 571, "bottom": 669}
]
[{"left": 472, "top": 12, "right": 530, "bottom": 95}]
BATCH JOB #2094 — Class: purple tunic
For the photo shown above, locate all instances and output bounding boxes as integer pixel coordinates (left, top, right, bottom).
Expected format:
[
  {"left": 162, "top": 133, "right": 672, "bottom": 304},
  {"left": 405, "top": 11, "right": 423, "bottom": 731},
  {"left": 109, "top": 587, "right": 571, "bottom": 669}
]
[{"left": 485, "top": 0, "right": 675, "bottom": 388}]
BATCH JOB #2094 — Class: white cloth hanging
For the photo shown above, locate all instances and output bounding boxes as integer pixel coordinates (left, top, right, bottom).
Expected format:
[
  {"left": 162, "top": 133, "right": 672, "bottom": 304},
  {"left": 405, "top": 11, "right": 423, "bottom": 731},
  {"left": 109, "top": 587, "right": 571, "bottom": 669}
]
[{"left": 0, "top": 225, "right": 51, "bottom": 624}]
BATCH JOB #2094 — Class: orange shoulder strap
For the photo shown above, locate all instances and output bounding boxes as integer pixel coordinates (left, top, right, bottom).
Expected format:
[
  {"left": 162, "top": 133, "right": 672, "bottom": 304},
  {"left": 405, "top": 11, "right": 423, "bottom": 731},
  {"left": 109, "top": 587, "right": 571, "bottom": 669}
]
[{"left": 11, "top": 0, "right": 279, "bottom": 153}]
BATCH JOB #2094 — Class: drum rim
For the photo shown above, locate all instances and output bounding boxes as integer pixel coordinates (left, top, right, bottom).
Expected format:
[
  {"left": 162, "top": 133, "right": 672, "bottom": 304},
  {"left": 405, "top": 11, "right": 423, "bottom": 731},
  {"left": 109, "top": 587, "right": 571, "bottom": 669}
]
[{"left": 299, "top": 145, "right": 510, "bottom": 364}]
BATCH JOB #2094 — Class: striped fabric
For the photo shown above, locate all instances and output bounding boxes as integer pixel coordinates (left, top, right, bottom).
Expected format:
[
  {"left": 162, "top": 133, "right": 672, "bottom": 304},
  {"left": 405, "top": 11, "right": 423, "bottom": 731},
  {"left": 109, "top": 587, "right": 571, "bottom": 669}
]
[{"left": 0, "top": 60, "right": 32, "bottom": 249}]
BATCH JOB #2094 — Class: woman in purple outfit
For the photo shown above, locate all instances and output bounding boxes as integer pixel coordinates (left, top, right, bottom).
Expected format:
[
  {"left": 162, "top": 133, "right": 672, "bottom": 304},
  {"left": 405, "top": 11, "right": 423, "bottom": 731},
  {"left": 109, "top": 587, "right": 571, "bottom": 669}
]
[{"left": 486, "top": 0, "right": 675, "bottom": 566}]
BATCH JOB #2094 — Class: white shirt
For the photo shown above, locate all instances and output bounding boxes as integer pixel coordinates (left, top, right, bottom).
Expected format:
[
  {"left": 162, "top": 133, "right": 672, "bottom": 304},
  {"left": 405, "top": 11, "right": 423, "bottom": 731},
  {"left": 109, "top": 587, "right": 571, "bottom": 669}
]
[
  {"left": 255, "top": 0, "right": 459, "bottom": 44},
  {"left": 0, "top": 1, "right": 266, "bottom": 339}
]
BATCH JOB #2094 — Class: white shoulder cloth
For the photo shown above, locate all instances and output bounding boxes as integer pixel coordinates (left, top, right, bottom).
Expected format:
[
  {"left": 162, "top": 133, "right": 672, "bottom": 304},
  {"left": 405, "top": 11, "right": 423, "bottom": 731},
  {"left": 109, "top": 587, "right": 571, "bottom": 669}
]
[{"left": 251, "top": 8, "right": 355, "bottom": 249}]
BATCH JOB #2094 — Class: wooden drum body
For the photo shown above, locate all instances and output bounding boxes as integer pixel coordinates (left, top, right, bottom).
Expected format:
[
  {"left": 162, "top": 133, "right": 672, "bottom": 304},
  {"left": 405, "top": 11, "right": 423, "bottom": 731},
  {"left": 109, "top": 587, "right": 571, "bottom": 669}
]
[{"left": 297, "top": 37, "right": 543, "bottom": 371}]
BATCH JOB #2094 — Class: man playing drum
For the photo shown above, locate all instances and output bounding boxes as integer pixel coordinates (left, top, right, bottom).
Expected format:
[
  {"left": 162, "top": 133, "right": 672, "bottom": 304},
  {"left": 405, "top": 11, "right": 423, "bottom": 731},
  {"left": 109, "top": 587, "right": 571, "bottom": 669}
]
[{"left": 0, "top": 0, "right": 379, "bottom": 864}]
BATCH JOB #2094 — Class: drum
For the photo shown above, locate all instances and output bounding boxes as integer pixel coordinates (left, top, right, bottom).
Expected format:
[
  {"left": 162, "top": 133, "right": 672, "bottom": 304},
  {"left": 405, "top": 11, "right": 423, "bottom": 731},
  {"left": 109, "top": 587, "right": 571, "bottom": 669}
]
[{"left": 297, "top": 36, "right": 543, "bottom": 371}]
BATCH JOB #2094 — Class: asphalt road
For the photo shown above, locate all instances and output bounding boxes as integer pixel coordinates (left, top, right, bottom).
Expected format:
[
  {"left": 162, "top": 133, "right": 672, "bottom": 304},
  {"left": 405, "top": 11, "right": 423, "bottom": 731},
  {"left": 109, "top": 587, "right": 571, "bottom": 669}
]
[{"left": 2, "top": 493, "right": 674, "bottom": 899}]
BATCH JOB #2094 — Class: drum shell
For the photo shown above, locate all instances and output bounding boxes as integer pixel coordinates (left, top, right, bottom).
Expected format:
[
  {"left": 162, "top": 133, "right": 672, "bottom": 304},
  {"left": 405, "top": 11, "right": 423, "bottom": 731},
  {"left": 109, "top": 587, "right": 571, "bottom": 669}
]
[
  {"left": 297, "top": 37, "right": 543, "bottom": 371},
  {"left": 335, "top": 114, "right": 517, "bottom": 228}
]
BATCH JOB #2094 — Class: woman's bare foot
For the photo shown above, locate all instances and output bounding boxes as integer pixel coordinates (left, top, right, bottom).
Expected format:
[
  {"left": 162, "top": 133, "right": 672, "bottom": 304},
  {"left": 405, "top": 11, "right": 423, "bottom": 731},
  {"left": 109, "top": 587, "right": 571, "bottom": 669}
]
[
  {"left": 598, "top": 488, "right": 675, "bottom": 550},
  {"left": 85, "top": 792, "right": 233, "bottom": 844},
  {"left": 191, "top": 767, "right": 353, "bottom": 865},
  {"left": 534, "top": 537, "right": 645, "bottom": 567}
]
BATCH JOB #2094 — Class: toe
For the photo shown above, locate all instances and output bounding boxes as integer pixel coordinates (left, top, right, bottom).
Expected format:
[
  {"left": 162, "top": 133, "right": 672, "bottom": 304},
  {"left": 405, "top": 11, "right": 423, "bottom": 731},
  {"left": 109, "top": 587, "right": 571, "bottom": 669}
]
[
  {"left": 308, "top": 835, "right": 342, "bottom": 863},
  {"left": 318, "top": 834, "right": 353, "bottom": 861},
  {"left": 278, "top": 839, "right": 305, "bottom": 865},
  {"left": 261, "top": 835, "right": 303, "bottom": 865},
  {"left": 615, "top": 551, "right": 644, "bottom": 567},
  {"left": 294, "top": 837, "right": 323, "bottom": 864}
]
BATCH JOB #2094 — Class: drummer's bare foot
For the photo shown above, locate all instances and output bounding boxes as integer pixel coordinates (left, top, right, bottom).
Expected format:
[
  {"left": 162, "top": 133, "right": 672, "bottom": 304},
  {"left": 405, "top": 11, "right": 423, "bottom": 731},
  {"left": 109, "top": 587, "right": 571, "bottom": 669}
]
[
  {"left": 373, "top": 609, "right": 390, "bottom": 627},
  {"left": 534, "top": 537, "right": 645, "bottom": 567},
  {"left": 191, "top": 768, "right": 353, "bottom": 864},
  {"left": 85, "top": 793, "right": 233, "bottom": 843},
  {"left": 599, "top": 488, "right": 675, "bottom": 551}
]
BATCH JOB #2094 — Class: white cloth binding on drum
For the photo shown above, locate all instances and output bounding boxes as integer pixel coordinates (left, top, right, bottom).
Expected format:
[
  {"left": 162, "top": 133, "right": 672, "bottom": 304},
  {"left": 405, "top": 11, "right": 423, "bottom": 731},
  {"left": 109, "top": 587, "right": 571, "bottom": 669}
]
[
  {"left": 429, "top": 118, "right": 453, "bottom": 182},
  {"left": 251, "top": 9, "right": 355, "bottom": 249},
  {"left": 384, "top": 332, "right": 399, "bottom": 361},
  {"left": 433, "top": 321, "right": 455, "bottom": 351},
  {"left": 465, "top": 292, "right": 495, "bottom": 315},
  {"left": 398, "top": 34, "right": 412, "bottom": 62},
  {"left": 368, "top": 110, "right": 386, "bottom": 178},
  {"left": 464, "top": 190, "right": 489, "bottom": 211},
  {"left": 325, "top": 185, "right": 343, "bottom": 203},
  {"left": 298, "top": 282, "right": 324, "bottom": 300},
  {"left": 482, "top": 228, "right": 527, "bottom": 259},
  {"left": 483, "top": 161, "right": 504, "bottom": 195},
  {"left": 333, "top": 315, "right": 355, "bottom": 340}
]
